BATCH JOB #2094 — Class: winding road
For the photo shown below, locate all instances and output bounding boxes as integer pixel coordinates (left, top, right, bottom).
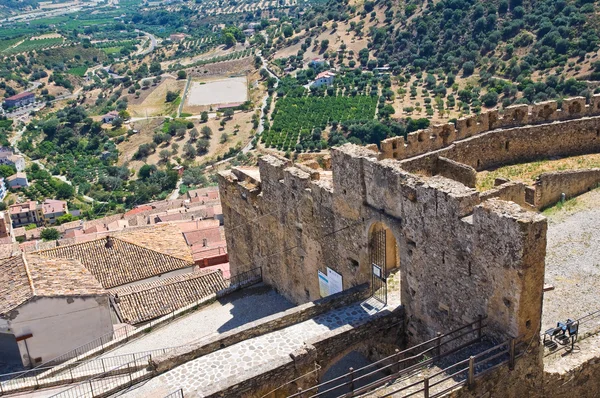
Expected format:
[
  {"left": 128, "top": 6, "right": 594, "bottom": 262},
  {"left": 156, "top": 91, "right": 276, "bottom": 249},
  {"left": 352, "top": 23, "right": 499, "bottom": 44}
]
[{"left": 242, "top": 52, "right": 279, "bottom": 154}]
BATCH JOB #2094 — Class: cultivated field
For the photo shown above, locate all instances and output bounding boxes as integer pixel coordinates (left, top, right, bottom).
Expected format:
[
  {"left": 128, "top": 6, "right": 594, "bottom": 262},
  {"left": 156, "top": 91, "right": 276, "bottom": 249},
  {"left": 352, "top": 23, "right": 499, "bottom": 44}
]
[
  {"left": 127, "top": 78, "right": 186, "bottom": 118},
  {"left": 186, "top": 76, "right": 248, "bottom": 107}
]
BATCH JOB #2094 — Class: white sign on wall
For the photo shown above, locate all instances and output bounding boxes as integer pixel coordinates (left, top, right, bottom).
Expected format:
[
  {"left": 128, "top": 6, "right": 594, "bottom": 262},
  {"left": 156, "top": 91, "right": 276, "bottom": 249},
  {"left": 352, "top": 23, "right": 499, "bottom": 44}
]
[
  {"left": 372, "top": 264, "right": 382, "bottom": 279},
  {"left": 327, "top": 267, "right": 343, "bottom": 295},
  {"left": 318, "top": 270, "right": 329, "bottom": 298}
]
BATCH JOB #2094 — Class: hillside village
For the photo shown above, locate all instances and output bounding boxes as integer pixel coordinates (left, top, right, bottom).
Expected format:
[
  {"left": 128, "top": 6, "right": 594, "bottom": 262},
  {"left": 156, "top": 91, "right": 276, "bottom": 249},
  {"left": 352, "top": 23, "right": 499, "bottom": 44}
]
[{"left": 0, "top": 0, "right": 600, "bottom": 397}]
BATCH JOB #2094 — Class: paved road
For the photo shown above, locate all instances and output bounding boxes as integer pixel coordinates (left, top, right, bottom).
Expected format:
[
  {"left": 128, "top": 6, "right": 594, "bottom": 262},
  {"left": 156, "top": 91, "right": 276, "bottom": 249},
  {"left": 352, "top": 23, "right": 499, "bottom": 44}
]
[
  {"left": 167, "top": 178, "right": 183, "bottom": 200},
  {"left": 177, "top": 76, "right": 192, "bottom": 117},
  {"left": 135, "top": 30, "right": 157, "bottom": 56},
  {"left": 99, "top": 284, "right": 293, "bottom": 357}
]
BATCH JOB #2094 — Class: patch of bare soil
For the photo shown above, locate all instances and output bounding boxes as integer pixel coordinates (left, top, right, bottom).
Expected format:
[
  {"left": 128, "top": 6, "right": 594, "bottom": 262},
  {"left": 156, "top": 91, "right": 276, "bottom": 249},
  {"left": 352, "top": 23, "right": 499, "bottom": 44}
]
[
  {"left": 127, "top": 78, "right": 185, "bottom": 118},
  {"left": 542, "top": 188, "right": 600, "bottom": 334}
]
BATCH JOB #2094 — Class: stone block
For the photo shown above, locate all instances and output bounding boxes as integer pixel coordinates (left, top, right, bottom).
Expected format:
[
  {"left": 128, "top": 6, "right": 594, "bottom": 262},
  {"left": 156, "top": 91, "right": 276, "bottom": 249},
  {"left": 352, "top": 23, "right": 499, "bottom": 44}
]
[
  {"left": 530, "top": 100, "right": 558, "bottom": 124},
  {"left": 562, "top": 96, "right": 586, "bottom": 119}
]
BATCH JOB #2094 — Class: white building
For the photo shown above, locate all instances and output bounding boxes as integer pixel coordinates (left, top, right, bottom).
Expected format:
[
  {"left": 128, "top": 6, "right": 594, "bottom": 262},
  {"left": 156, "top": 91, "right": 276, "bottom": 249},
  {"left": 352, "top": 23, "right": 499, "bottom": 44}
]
[
  {"left": 0, "top": 148, "right": 25, "bottom": 172},
  {"left": 6, "top": 172, "right": 28, "bottom": 189},
  {"left": 309, "top": 58, "right": 327, "bottom": 68},
  {"left": 0, "top": 177, "right": 6, "bottom": 200},
  {"left": 0, "top": 254, "right": 112, "bottom": 367},
  {"left": 101, "top": 111, "right": 119, "bottom": 124},
  {"left": 311, "top": 71, "right": 336, "bottom": 87}
]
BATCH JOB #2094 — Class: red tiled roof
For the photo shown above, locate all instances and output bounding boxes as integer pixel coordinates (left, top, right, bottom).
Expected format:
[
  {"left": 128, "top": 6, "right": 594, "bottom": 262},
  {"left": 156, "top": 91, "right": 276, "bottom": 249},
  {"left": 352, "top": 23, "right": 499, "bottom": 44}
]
[
  {"left": 315, "top": 71, "right": 335, "bottom": 79},
  {"left": 124, "top": 205, "right": 153, "bottom": 217},
  {"left": 177, "top": 219, "right": 219, "bottom": 233},
  {"left": 183, "top": 227, "right": 223, "bottom": 246},
  {"left": 42, "top": 199, "right": 66, "bottom": 215},
  {"left": 190, "top": 240, "right": 226, "bottom": 254},
  {"left": 10, "top": 201, "right": 37, "bottom": 215},
  {"left": 5, "top": 92, "right": 34, "bottom": 101}
]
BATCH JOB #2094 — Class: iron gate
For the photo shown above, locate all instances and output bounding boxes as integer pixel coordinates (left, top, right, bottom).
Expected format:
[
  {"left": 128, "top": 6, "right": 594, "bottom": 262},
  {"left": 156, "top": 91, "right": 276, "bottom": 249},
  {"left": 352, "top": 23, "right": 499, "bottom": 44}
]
[{"left": 370, "top": 228, "right": 387, "bottom": 304}]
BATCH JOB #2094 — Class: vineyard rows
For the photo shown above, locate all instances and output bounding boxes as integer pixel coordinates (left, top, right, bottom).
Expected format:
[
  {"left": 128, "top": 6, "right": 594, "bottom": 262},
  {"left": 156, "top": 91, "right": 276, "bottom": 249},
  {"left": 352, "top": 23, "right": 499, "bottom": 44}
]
[
  {"left": 169, "top": 48, "right": 254, "bottom": 71},
  {"left": 263, "top": 95, "right": 377, "bottom": 151},
  {"left": 2, "top": 37, "right": 65, "bottom": 54},
  {"left": 182, "top": 36, "right": 215, "bottom": 49}
]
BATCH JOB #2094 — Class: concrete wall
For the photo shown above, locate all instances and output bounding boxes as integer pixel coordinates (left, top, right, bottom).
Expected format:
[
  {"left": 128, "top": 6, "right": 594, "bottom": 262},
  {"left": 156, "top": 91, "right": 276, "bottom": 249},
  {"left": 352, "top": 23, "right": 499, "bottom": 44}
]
[
  {"left": 219, "top": 144, "right": 547, "bottom": 345},
  {"left": 5, "top": 295, "right": 112, "bottom": 367},
  {"left": 533, "top": 169, "right": 600, "bottom": 210}
]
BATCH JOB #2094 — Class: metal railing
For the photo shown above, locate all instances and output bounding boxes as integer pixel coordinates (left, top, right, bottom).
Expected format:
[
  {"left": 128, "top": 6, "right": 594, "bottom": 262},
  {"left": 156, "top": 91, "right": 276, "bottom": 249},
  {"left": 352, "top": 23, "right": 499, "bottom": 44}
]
[
  {"left": 163, "top": 389, "right": 184, "bottom": 398},
  {"left": 4, "top": 266, "right": 263, "bottom": 388},
  {"left": 2, "top": 326, "right": 131, "bottom": 384},
  {"left": 288, "top": 316, "right": 488, "bottom": 398},
  {"left": 48, "top": 354, "right": 154, "bottom": 398},
  {"left": 361, "top": 339, "right": 518, "bottom": 398},
  {"left": 0, "top": 267, "right": 262, "bottom": 395},
  {"left": 542, "top": 307, "right": 600, "bottom": 356},
  {"left": 223, "top": 266, "right": 263, "bottom": 291},
  {"left": 0, "top": 348, "right": 172, "bottom": 396}
]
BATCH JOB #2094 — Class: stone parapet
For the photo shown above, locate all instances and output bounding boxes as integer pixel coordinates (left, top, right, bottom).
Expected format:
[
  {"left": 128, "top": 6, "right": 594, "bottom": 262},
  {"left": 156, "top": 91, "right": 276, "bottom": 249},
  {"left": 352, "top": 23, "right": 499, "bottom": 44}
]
[
  {"left": 533, "top": 168, "right": 600, "bottom": 210},
  {"left": 380, "top": 94, "right": 600, "bottom": 161}
]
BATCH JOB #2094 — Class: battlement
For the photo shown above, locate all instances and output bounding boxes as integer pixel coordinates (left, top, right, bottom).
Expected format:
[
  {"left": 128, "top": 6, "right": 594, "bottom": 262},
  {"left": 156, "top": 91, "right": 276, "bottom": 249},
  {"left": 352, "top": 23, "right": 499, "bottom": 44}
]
[
  {"left": 219, "top": 143, "right": 547, "bottom": 344},
  {"left": 381, "top": 95, "right": 600, "bottom": 161}
]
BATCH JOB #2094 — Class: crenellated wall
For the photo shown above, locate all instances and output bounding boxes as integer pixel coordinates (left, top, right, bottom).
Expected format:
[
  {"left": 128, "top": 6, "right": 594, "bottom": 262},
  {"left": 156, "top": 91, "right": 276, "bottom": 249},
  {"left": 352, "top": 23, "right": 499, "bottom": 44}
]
[
  {"left": 219, "top": 144, "right": 547, "bottom": 345},
  {"left": 380, "top": 95, "right": 600, "bottom": 163}
]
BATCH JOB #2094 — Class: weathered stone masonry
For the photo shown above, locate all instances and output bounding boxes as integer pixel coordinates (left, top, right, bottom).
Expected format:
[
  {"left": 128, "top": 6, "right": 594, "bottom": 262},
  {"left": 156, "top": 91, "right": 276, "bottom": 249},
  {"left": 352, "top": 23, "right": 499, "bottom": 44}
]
[
  {"left": 219, "top": 144, "right": 547, "bottom": 347},
  {"left": 217, "top": 97, "right": 600, "bottom": 397}
]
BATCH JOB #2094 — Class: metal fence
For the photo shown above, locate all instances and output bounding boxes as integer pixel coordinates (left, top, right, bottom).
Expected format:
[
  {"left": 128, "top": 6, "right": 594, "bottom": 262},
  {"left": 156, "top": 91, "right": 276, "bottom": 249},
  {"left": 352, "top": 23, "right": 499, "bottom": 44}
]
[
  {"left": 163, "top": 389, "right": 184, "bottom": 398},
  {"left": 0, "top": 267, "right": 263, "bottom": 398},
  {"left": 3, "top": 266, "right": 263, "bottom": 391},
  {"left": 542, "top": 307, "right": 600, "bottom": 356},
  {"left": 5, "top": 325, "right": 132, "bottom": 383},
  {"left": 0, "top": 348, "right": 174, "bottom": 395},
  {"left": 287, "top": 316, "right": 489, "bottom": 398},
  {"left": 48, "top": 354, "right": 153, "bottom": 398}
]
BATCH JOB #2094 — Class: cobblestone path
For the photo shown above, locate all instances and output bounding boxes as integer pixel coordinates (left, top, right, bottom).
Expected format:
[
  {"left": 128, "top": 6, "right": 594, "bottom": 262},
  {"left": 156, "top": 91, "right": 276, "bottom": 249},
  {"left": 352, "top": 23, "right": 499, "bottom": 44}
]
[{"left": 120, "top": 296, "right": 398, "bottom": 398}]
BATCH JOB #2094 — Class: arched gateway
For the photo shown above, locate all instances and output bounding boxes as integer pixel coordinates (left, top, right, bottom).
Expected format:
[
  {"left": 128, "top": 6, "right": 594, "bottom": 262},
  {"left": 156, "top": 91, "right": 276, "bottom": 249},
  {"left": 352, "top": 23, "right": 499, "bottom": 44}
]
[{"left": 368, "top": 222, "right": 400, "bottom": 304}]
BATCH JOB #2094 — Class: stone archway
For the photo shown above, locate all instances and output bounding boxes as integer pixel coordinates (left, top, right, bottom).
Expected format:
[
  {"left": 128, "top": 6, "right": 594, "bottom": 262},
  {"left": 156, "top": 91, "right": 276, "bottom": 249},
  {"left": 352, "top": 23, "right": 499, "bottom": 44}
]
[
  {"left": 369, "top": 222, "right": 400, "bottom": 271},
  {"left": 368, "top": 222, "right": 401, "bottom": 304}
]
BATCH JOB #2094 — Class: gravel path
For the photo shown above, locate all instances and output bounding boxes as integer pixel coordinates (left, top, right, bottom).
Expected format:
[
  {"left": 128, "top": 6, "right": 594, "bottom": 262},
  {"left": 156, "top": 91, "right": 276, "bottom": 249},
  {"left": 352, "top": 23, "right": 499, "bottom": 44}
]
[{"left": 542, "top": 189, "right": 600, "bottom": 331}]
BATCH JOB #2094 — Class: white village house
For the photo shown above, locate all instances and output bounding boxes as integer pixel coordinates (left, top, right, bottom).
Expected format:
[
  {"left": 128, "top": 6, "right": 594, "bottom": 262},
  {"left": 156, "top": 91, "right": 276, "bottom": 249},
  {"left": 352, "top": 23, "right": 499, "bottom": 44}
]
[
  {"left": 311, "top": 71, "right": 336, "bottom": 87},
  {"left": 0, "top": 254, "right": 112, "bottom": 367},
  {"left": 0, "top": 148, "right": 25, "bottom": 172}
]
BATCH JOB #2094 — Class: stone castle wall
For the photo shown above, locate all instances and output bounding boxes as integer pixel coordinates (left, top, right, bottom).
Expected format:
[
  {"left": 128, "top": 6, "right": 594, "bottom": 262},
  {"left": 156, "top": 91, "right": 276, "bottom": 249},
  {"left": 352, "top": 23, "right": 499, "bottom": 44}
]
[
  {"left": 480, "top": 180, "right": 534, "bottom": 210},
  {"left": 219, "top": 144, "right": 547, "bottom": 345},
  {"left": 533, "top": 168, "right": 600, "bottom": 210},
  {"left": 381, "top": 95, "right": 600, "bottom": 162},
  {"left": 399, "top": 115, "right": 600, "bottom": 174}
]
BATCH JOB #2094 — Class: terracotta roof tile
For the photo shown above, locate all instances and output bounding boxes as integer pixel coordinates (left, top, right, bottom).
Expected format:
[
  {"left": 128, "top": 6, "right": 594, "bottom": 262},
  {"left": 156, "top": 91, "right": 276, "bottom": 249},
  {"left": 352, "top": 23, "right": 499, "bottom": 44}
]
[
  {"left": 177, "top": 219, "right": 220, "bottom": 233},
  {"left": 36, "top": 236, "right": 193, "bottom": 289},
  {"left": 0, "top": 254, "right": 106, "bottom": 315},
  {"left": 26, "top": 254, "right": 106, "bottom": 297},
  {"left": 117, "top": 223, "right": 193, "bottom": 262},
  {"left": 110, "top": 270, "right": 227, "bottom": 324},
  {"left": 0, "top": 255, "right": 31, "bottom": 314},
  {"left": 183, "top": 227, "right": 224, "bottom": 246}
]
